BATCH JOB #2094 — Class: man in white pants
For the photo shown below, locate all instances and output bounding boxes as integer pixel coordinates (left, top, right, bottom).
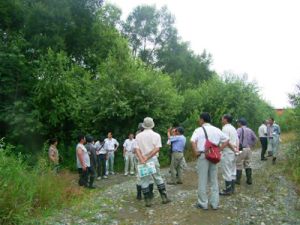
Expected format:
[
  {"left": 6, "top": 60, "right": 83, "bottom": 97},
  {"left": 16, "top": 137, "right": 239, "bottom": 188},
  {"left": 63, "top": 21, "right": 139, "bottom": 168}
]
[
  {"left": 123, "top": 133, "right": 136, "bottom": 175},
  {"left": 191, "top": 112, "right": 229, "bottom": 210},
  {"left": 219, "top": 114, "right": 239, "bottom": 196}
]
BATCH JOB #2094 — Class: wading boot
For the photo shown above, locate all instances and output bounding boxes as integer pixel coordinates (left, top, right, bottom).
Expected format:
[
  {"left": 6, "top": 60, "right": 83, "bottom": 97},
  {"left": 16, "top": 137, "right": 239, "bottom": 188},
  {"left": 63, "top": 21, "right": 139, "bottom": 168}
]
[
  {"left": 235, "top": 170, "right": 242, "bottom": 185},
  {"left": 245, "top": 168, "right": 252, "bottom": 185},
  {"left": 219, "top": 181, "right": 232, "bottom": 196},
  {"left": 142, "top": 188, "right": 152, "bottom": 207},
  {"left": 272, "top": 157, "right": 277, "bottom": 165},
  {"left": 231, "top": 180, "right": 236, "bottom": 194},
  {"left": 149, "top": 183, "right": 154, "bottom": 199},
  {"left": 88, "top": 176, "right": 96, "bottom": 189},
  {"left": 157, "top": 183, "right": 171, "bottom": 204},
  {"left": 136, "top": 185, "right": 142, "bottom": 200}
]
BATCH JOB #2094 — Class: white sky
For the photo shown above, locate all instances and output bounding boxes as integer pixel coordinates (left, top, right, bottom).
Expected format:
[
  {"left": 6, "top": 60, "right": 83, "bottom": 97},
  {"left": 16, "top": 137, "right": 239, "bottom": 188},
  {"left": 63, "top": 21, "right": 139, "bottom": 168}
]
[{"left": 108, "top": 0, "right": 300, "bottom": 108}]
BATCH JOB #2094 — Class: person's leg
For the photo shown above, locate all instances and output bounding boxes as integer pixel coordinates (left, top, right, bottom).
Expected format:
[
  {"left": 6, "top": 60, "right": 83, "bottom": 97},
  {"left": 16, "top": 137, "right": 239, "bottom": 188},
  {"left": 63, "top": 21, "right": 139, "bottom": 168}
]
[
  {"left": 209, "top": 162, "right": 219, "bottom": 209},
  {"left": 97, "top": 155, "right": 101, "bottom": 178},
  {"left": 106, "top": 155, "right": 109, "bottom": 175},
  {"left": 88, "top": 167, "right": 96, "bottom": 188},
  {"left": 110, "top": 153, "right": 115, "bottom": 174},
  {"left": 197, "top": 154, "right": 209, "bottom": 209},
  {"left": 124, "top": 152, "right": 129, "bottom": 175},
  {"left": 262, "top": 138, "right": 268, "bottom": 159},
  {"left": 220, "top": 151, "right": 233, "bottom": 195},
  {"left": 169, "top": 153, "right": 177, "bottom": 184},
  {"left": 129, "top": 153, "right": 135, "bottom": 174},
  {"left": 272, "top": 138, "right": 280, "bottom": 164},
  {"left": 244, "top": 148, "right": 252, "bottom": 185},
  {"left": 177, "top": 153, "right": 184, "bottom": 184},
  {"left": 78, "top": 168, "right": 84, "bottom": 186},
  {"left": 141, "top": 171, "right": 151, "bottom": 207},
  {"left": 235, "top": 153, "right": 243, "bottom": 184}
]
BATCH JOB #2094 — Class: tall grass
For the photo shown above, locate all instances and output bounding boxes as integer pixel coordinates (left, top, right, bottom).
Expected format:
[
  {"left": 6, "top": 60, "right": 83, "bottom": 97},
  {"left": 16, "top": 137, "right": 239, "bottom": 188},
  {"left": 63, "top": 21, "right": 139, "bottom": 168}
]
[{"left": 0, "top": 139, "right": 83, "bottom": 225}]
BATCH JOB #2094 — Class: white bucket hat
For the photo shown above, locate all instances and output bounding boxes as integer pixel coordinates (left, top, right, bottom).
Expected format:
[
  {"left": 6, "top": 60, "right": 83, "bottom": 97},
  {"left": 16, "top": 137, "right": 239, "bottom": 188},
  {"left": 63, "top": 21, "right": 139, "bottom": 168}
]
[{"left": 142, "top": 117, "right": 155, "bottom": 129}]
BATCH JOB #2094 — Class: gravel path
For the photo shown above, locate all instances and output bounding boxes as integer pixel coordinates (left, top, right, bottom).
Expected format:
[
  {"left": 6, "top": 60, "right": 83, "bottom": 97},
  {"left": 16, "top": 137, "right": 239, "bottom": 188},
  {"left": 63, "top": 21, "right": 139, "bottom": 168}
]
[{"left": 46, "top": 146, "right": 300, "bottom": 225}]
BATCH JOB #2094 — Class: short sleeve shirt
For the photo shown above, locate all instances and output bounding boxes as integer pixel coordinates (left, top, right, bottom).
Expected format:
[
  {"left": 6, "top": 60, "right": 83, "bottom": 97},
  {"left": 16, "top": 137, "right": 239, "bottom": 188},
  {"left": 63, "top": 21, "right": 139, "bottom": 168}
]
[
  {"left": 76, "top": 143, "right": 91, "bottom": 168},
  {"left": 135, "top": 129, "right": 162, "bottom": 157},
  {"left": 190, "top": 123, "right": 229, "bottom": 152},
  {"left": 123, "top": 139, "right": 136, "bottom": 152},
  {"left": 222, "top": 124, "right": 238, "bottom": 150}
]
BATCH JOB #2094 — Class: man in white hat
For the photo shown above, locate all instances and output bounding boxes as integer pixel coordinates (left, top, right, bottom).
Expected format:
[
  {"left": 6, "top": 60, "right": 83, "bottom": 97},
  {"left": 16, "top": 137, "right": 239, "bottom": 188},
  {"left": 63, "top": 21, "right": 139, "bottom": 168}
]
[{"left": 134, "top": 117, "right": 171, "bottom": 207}]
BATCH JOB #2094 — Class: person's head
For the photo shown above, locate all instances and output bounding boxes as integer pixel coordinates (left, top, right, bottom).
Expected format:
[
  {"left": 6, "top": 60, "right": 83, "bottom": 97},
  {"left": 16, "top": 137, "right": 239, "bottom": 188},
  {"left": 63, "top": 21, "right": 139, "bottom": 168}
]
[
  {"left": 222, "top": 114, "right": 233, "bottom": 125},
  {"left": 176, "top": 127, "right": 184, "bottom": 135},
  {"left": 49, "top": 137, "right": 58, "bottom": 146},
  {"left": 142, "top": 117, "right": 155, "bottom": 129},
  {"left": 138, "top": 123, "right": 144, "bottom": 132},
  {"left": 86, "top": 135, "right": 94, "bottom": 143},
  {"left": 129, "top": 133, "right": 134, "bottom": 140},
  {"left": 237, "top": 118, "right": 247, "bottom": 127},
  {"left": 199, "top": 112, "right": 211, "bottom": 126},
  {"left": 171, "top": 127, "right": 177, "bottom": 135},
  {"left": 99, "top": 136, "right": 105, "bottom": 143},
  {"left": 263, "top": 120, "right": 268, "bottom": 125},
  {"left": 77, "top": 134, "right": 86, "bottom": 144},
  {"left": 269, "top": 117, "right": 275, "bottom": 125},
  {"left": 107, "top": 132, "right": 112, "bottom": 139}
]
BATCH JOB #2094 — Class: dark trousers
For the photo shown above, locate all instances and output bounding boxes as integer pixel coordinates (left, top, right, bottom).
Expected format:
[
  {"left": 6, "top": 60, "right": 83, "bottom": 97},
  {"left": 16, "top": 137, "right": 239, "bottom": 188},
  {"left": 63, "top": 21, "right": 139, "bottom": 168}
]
[
  {"left": 260, "top": 137, "right": 268, "bottom": 159},
  {"left": 97, "top": 154, "right": 106, "bottom": 177},
  {"left": 78, "top": 167, "right": 92, "bottom": 187}
]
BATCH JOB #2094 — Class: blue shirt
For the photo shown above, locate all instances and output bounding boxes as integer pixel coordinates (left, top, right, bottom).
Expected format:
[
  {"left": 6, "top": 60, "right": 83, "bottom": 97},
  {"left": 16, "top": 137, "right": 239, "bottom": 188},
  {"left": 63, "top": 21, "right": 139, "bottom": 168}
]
[{"left": 170, "top": 135, "right": 186, "bottom": 152}]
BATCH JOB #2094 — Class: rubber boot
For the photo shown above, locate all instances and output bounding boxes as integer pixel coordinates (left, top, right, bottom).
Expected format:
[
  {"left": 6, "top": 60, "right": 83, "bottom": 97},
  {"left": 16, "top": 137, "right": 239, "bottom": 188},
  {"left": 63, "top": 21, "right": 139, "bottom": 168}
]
[
  {"left": 157, "top": 183, "right": 171, "bottom": 204},
  {"left": 142, "top": 187, "right": 152, "bottom": 207},
  {"left": 245, "top": 168, "right": 252, "bottom": 185},
  {"left": 89, "top": 176, "right": 96, "bottom": 189},
  {"left": 235, "top": 170, "right": 242, "bottom": 185},
  {"left": 149, "top": 183, "right": 154, "bottom": 199},
  {"left": 272, "top": 157, "right": 277, "bottom": 165},
  {"left": 219, "top": 181, "right": 232, "bottom": 196},
  {"left": 136, "top": 185, "right": 142, "bottom": 200},
  {"left": 231, "top": 180, "right": 235, "bottom": 194}
]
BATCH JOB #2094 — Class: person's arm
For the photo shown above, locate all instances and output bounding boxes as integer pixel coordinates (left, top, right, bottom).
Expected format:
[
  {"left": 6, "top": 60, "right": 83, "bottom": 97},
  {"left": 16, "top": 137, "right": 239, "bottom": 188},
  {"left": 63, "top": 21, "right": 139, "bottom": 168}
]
[
  {"left": 167, "top": 128, "right": 171, "bottom": 139},
  {"left": 219, "top": 130, "right": 229, "bottom": 151},
  {"left": 191, "top": 141, "right": 200, "bottom": 157},
  {"left": 114, "top": 139, "right": 119, "bottom": 152},
  {"left": 144, "top": 147, "right": 160, "bottom": 161},
  {"left": 135, "top": 147, "right": 147, "bottom": 164},
  {"left": 77, "top": 148, "right": 87, "bottom": 171}
]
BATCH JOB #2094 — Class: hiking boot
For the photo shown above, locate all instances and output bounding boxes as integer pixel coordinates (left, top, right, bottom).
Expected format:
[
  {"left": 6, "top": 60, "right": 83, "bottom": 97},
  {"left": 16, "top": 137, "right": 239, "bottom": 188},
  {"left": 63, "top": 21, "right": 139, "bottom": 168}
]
[{"left": 245, "top": 168, "right": 252, "bottom": 185}]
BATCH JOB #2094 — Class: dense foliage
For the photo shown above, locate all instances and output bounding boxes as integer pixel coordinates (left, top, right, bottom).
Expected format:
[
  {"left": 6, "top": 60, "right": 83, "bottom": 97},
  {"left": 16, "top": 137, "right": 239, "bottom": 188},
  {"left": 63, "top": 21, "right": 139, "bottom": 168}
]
[{"left": 1, "top": 0, "right": 273, "bottom": 164}]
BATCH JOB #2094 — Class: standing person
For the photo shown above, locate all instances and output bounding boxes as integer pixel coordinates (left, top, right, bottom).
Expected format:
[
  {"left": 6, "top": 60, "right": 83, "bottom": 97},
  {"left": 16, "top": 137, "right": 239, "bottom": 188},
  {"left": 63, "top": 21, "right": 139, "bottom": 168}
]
[
  {"left": 267, "top": 118, "right": 281, "bottom": 164},
  {"left": 135, "top": 117, "right": 171, "bottom": 207},
  {"left": 135, "top": 123, "right": 144, "bottom": 200},
  {"left": 95, "top": 137, "right": 107, "bottom": 180},
  {"left": 48, "top": 138, "right": 59, "bottom": 173},
  {"left": 76, "top": 134, "right": 93, "bottom": 188},
  {"left": 191, "top": 112, "right": 229, "bottom": 210},
  {"left": 219, "top": 114, "right": 239, "bottom": 196},
  {"left": 258, "top": 120, "right": 268, "bottom": 161},
  {"left": 85, "top": 135, "right": 97, "bottom": 189},
  {"left": 236, "top": 118, "right": 258, "bottom": 185},
  {"left": 104, "top": 132, "right": 119, "bottom": 175},
  {"left": 167, "top": 127, "right": 186, "bottom": 185},
  {"left": 123, "top": 133, "right": 136, "bottom": 176}
]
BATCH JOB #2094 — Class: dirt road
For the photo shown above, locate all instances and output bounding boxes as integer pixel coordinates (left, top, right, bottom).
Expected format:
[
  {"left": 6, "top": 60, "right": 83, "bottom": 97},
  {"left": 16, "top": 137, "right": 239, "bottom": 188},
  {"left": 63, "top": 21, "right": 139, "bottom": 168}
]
[{"left": 46, "top": 146, "right": 300, "bottom": 225}]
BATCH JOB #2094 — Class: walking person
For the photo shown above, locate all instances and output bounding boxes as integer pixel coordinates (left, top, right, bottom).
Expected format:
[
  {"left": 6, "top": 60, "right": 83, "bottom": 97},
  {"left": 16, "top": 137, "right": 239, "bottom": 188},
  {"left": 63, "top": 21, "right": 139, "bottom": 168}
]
[
  {"left": 48, "top": 137, "right": 59, "bottom": 173},
  {"left": 267, "top": 118, "right": 281, "bottom": 164},
  {"left": 123, "top": 133, "right": 136, "bottom": 176},
  {"left": 191, "top": 112, "right": 229, "bottom": 210},
  {"left": 76, "top": 134, "right": 93, "bottom": 188},
  {"left": 85, "top": 135, "right": 97, "bottom": 188},
  {"left": 135, "top": 117, "right": 171, "bottom": 207},
  {"left": 95, "top": 137, "right": 107, "bottom": 179},
  {"left": 258, "top": 120, "right": 268, "bottom": 161},
  {"left": 167, "top": 127, "right": 186, "bottom": 185},
  {"left": 104, "top": 132, "right": 119, "bottom": 175},
  {"left": 219, "top": 114, "right": 239, "bottom": 196},
  {"left": 236, "top": 118, "right": 258, "bottom": 185}
]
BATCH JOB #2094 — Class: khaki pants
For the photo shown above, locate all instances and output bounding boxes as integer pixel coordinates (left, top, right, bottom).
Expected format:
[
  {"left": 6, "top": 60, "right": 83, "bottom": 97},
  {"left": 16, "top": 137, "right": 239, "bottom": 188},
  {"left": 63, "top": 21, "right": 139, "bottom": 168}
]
[
  {"left": 124, "top": 152, "right": 135, "bottom": 174},
  {"left": 140, "top": 157, "right": 164, "bottom": 189},
  {"left": 197, "top": 154, "right": 219, "bottom": 209},
  {"left": 236, "top": 148, "right": 252, "bottom": 170},
  {"left": 221, "top": 148, "right": 236, "bottom": 181},
  {"left": 170, "top": 152, "right": 185, "bottom": 183}
]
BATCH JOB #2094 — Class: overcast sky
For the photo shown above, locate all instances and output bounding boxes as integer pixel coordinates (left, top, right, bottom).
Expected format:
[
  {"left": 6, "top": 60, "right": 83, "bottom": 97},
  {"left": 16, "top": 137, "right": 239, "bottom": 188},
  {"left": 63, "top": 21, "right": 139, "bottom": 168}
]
[{"left": 109, "top": 0, "right": 300, "bottom": 108}]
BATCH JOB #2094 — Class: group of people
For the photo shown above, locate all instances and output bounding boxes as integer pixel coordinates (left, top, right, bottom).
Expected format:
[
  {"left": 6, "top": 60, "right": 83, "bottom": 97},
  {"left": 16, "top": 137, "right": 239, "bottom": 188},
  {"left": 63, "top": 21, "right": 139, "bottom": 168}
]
[{"left": 48, "top": 113, "right": 281, "bottom": 210}]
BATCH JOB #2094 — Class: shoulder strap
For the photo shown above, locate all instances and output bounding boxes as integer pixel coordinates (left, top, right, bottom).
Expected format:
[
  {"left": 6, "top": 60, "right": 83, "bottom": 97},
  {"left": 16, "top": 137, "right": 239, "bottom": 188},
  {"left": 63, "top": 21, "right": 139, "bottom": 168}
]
[
  {"left": 241, "top": 128, "right": 244, "bottom": 146},
  {"left": 201, "top": 126, "right": 208, "bottom": 140}
]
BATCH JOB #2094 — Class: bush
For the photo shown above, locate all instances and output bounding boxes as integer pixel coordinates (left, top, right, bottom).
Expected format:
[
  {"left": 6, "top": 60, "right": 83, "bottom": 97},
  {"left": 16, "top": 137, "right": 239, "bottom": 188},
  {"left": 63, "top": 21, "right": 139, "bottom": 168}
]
[{"left": 0, "top": 139, "right": 82, "bottom": 225}]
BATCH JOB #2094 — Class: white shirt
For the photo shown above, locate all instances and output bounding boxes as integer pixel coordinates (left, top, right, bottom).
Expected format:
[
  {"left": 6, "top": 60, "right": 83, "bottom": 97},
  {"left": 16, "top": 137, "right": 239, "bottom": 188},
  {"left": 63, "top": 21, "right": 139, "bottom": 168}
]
[
  {"left": 95, "top": 141, "right": 106, "bottom": 154},
  {"left": 222, "top": 123, "right": 239, "bottom": 151},
  {"left": 76, "top": 143, "right": 90, "bottom": 168},
  {"left": 190, "top": 123, "right": 229, "bottom": 152},
  {"left": 123, "top": 139, "right": 136, "bottom": 152},
  {"left": 135, "top": 129, "right": 162, "bottom": 157},
  {"left": 104, "top": 138, "right": 119, "bottom": 151},
  {"left": 258, "top": 124, "right": 267, "bottom": 138}
]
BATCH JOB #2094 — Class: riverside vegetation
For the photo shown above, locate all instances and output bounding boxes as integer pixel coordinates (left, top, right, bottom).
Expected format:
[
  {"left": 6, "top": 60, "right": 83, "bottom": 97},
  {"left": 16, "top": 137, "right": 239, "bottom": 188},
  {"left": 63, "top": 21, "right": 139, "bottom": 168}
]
[{"left": 0, "top": 1, "right": 299, "bottom": 224}]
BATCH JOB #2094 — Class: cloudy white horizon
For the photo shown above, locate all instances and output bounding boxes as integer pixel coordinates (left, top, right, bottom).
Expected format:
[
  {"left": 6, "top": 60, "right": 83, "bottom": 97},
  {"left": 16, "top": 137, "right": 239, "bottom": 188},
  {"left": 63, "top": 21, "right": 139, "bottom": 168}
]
[{"left": 109, "top": 0, "right": 300, "bottom": 108}]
